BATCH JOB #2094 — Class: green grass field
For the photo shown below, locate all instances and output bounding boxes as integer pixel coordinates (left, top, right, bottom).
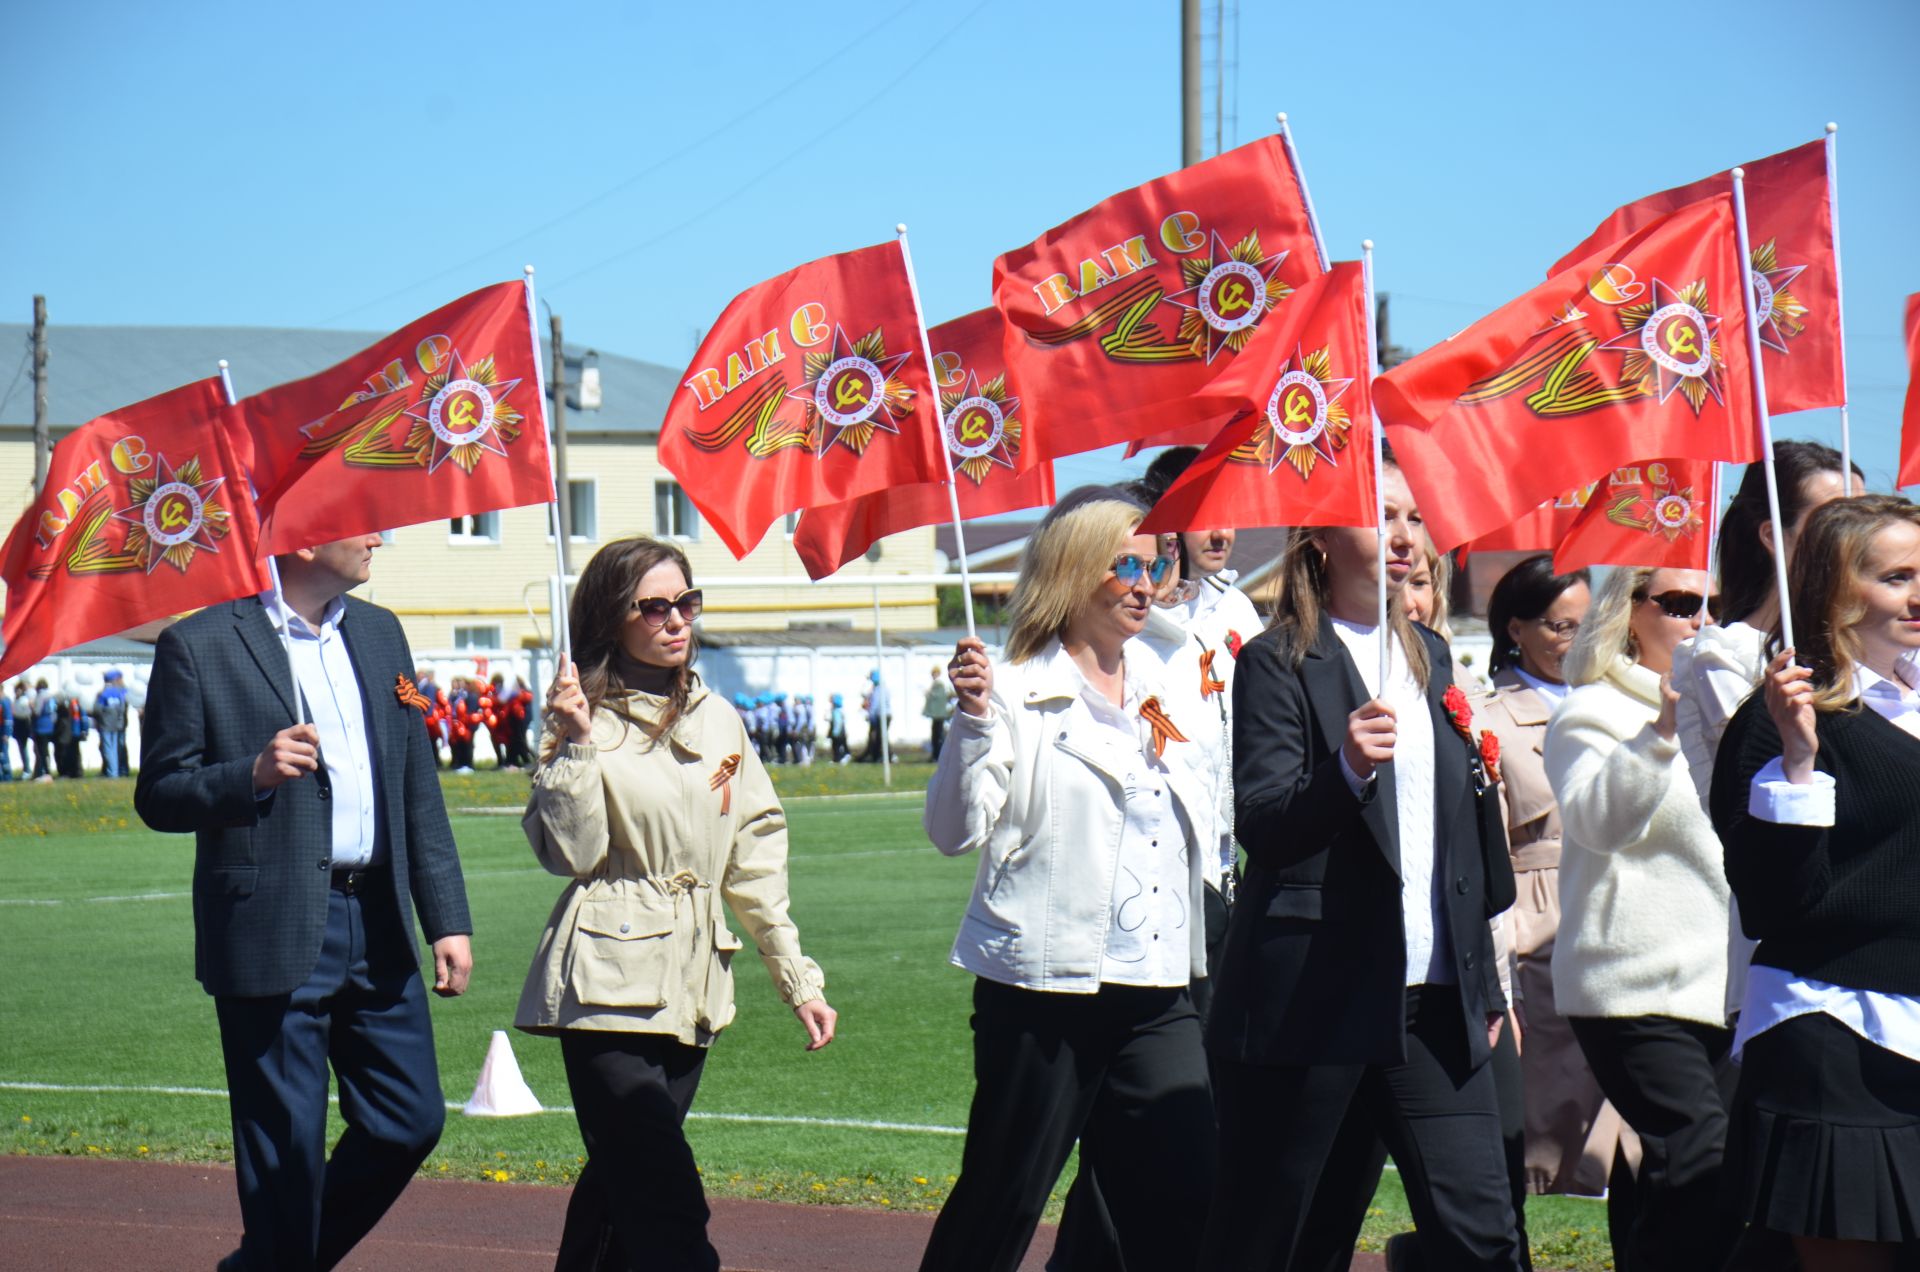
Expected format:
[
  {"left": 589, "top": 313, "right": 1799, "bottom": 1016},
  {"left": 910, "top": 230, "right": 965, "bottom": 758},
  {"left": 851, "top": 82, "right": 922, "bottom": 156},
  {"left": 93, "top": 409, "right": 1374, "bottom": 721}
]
[{"left": 0, "top": 768, "right": 1611, "bottom": 1267}]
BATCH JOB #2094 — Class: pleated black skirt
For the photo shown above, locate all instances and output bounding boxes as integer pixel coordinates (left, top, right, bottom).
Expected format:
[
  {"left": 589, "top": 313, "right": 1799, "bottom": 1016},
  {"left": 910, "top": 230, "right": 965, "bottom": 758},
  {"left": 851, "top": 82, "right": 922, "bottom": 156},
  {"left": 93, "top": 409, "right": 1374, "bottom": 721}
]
[{"left": 1728, "top": 1011, "right": 1920, "bottom": 1243}]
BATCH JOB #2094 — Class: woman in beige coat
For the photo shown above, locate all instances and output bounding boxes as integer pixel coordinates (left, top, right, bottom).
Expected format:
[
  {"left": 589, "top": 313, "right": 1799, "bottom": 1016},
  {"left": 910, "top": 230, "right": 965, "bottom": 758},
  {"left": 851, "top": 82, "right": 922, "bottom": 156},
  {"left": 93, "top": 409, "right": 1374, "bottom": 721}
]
[{"left": 515, "top": 536, "right": 836, "bottom": 1272}]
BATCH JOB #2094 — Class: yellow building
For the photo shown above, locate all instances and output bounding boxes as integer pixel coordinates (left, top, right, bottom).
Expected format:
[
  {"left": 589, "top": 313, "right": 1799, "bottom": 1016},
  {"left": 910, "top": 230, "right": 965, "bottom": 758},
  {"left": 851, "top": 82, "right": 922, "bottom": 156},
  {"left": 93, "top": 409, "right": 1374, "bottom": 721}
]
[{"left": 0, "top": 321, "right": 937, "bottom": 661}]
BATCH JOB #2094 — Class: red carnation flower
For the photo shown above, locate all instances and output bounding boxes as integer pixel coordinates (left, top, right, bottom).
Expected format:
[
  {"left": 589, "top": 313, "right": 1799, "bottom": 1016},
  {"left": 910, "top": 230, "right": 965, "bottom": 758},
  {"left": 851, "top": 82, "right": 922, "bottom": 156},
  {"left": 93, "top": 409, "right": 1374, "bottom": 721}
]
[
  {"left": 1442, "top": 684, "right": 1474, "bottom": 740},
  {"left": 1479, "top": 728, "right": 1502, "bottom": 785},
  {"left": 1225, "top": 629, "right": 1243, "bottom": 658}
]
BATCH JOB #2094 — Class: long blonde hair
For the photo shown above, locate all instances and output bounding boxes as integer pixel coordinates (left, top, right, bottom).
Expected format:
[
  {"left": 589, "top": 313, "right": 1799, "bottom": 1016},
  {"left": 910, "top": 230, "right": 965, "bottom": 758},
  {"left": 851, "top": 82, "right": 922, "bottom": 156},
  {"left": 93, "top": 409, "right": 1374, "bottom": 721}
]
[
  {"left": 1561, "top": 567, "right": 1656, "bottom": 687},
  {"left": 1783, "top": 494, "right": 1920, "bottom": 712},
  {"left": 1005, "top": 488, "right": 1144, "bottom": 664},
  {"left": 1267, "top": 527, "right": 1431, "bottom": 689}
]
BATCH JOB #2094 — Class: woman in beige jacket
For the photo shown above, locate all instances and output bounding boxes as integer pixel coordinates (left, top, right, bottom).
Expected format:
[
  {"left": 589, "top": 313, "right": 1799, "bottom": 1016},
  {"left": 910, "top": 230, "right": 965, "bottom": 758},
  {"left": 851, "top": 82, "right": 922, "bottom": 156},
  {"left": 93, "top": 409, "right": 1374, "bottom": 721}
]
[{"left": 515, "top": 536, "right": 835, "bottom": 1272}]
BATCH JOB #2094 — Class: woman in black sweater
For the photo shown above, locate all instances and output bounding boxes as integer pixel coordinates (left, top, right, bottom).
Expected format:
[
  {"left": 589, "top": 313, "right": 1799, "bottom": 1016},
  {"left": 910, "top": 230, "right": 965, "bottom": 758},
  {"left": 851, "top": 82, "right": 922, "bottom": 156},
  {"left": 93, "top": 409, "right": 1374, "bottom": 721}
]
[{"left": 1710, "top": 494, "right": 1920, "bottom": 1269}]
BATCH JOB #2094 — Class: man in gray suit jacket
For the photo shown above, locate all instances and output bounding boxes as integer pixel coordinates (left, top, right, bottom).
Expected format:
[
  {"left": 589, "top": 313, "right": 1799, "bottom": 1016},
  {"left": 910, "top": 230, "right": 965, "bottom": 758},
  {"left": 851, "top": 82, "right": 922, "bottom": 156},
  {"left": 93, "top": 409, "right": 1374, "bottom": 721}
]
[{"left": 135, "top": 534, "right": 472, "bottom": 1272}]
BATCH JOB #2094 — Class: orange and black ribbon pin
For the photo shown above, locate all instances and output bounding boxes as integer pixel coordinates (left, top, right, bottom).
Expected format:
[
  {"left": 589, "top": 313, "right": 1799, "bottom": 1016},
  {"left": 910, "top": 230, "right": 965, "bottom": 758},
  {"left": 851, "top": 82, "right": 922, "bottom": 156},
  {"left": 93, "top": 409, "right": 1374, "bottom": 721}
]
[
  {"left": 394, "top": 674, "right": 431, "bottom": 714},
  {"left": 1198, "top": 649, "right": 1226, "bottom": 700},
  {"left": 711, "top": 754, "right": 742, "bottom": 815},
  {"left": 1139, "top": 697, "right": 1189, "bottom": 759}
]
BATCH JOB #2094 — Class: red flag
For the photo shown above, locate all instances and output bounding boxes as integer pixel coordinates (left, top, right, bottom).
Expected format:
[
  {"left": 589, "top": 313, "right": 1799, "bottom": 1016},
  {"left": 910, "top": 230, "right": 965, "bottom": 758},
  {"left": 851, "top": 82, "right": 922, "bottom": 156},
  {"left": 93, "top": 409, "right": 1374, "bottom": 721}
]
[
  {"left": 1901, "top": 294, "right": 1920, "bottom": 490},
  {"left": 1459, "top": 482, "right": 1598, "bottom": 560},
  {"left": 1552, "top": 140, "right": 1841, "bottom": 416},
  {"left": 993, "top": 135, "right": 1323, "bottom": 462},
  {"left": 1553, "top": 459, "right": 1714, "bottom": 573},
  {"left": 1139, "top": 262, "right": 1375, "bottom": 533},
  {"left": 658, "top": 240, "right": 947, "bottom": 558},
  {"left": 791, "top": 308, "right": 1053, "bottom": 579},
  {"left": 1376, "top": 197, "right": 1758, "bottom": 553},
  {"left": 242, "top": 281, "right": 552, "bottom": 555},
  {"left": 1, "top": 379, "right": 269, "bottom": 681}
]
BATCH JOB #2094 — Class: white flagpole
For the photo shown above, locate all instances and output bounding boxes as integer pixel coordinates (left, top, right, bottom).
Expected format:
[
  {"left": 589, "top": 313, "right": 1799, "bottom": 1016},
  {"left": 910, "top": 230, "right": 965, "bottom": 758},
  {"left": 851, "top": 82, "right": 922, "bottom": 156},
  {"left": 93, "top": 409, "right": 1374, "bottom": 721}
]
[
  {"left": 1277, "top": 113, "right": 1331, "bottom": 273},
  {"left": 1361, "top": 241, "right": 1389, "bottom": 691},
  {"left": 1825, "top": 123, "right": 1854, "bottom": 487},
  {"left": 522, "top": 265, "right": 572, "bottom": 659},
  {"left": 1733, "top": 169, "right": 1796, "bottom": 651},
  {"left": 218, "top": 359, "right": 310, "bottom": 728},
  {"left": 1706, "top": 461, "right": 1726, "bottom": 617},
  {"left": 895, "top": 224, "right": 978, "bottom": 643}
]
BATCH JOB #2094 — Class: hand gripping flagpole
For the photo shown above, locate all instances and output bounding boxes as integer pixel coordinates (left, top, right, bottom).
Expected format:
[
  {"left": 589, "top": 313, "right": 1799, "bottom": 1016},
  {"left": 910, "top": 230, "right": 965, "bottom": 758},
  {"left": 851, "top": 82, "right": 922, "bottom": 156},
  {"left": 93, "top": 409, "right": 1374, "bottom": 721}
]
[
  {"left": 522, "top": 266, "right": 572, "bottom": 661},
  {"left": 1733, "top": 169, "right": 1796, "bottom": 652},
  {"left": 1277, "top": 113, "right": 1332, "bottom": 273},
  {"left": 895, "top": 224, "right": 979, "bottom": 643},
  {"left": 1826, "top": 123, "right": 1854, "bottom": 487},
  {"left": 1361, "top": 241, "right": 1389, "bottom": 692},
  {"left": 219, "top": 359, "right": 311, "bottom": 729}
]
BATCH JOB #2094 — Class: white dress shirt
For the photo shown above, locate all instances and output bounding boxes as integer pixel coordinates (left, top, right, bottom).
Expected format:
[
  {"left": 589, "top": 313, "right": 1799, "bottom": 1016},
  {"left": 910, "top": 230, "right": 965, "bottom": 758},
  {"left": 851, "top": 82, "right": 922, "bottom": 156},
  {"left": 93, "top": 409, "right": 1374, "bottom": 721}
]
[
  {"left": 1331, "top": 618, "right": 1451, "bottom": 987},
  {"left": 1738, "top": 652, "right": 1920, "bottom": 1061},
  {"left": 1513, "top": 666, "right": 1570, "bottom": 714},
  {"left": 262, "top": 588, "right": 382, "bottom": 869},
  {"left": 1068, "top": 661, "right": 1191, "bottom": 988}
]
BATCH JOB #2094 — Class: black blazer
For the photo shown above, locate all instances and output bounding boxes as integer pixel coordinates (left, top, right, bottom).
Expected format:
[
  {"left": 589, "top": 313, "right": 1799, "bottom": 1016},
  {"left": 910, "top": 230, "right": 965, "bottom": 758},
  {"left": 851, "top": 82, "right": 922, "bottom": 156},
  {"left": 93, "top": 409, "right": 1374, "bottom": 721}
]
[
  {"left": 1206, "top": 616, "right": 1513, "bottom": 1068},
  {"left": 134, "top": 595, "right": 471, "bottom": 998}
]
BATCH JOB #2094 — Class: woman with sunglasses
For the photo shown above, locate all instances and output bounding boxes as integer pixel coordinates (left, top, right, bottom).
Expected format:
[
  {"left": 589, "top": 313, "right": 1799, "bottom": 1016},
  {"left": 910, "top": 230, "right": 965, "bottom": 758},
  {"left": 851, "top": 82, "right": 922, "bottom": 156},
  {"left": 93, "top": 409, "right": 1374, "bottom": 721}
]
[
  {"left": 919, "top": 486, "right": 1215, "bottom": 1272},
  {"left": 1543, "top": 566, "right": 1738, "bottom": 1272},
  {"left": 1710, "top": 495, "right": 1920, "bottom": 1268},
  {"left": 515, "top": 536, "right": 837, "bottom": 1272},
  {"left": 1200, "top": 454, "right": 1521, "bottom": 1269}
]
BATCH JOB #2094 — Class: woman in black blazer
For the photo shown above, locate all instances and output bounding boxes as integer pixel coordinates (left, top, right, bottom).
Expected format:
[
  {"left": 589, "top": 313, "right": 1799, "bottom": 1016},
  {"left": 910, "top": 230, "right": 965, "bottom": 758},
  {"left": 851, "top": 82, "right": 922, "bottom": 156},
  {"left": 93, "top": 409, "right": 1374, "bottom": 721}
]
[{"left": 1199, "top": 454, "right": 1520, "bottom": 1269}]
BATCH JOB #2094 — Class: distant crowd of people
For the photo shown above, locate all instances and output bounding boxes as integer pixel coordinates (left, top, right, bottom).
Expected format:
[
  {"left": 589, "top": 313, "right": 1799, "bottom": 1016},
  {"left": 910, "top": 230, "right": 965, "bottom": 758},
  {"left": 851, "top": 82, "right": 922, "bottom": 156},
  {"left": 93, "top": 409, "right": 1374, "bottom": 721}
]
[
  {"left": 409, "top": 668, "right": 535, "bottom": 772},
  {"left": 4, "top": 671, "right": 133, "bottom": 781}
]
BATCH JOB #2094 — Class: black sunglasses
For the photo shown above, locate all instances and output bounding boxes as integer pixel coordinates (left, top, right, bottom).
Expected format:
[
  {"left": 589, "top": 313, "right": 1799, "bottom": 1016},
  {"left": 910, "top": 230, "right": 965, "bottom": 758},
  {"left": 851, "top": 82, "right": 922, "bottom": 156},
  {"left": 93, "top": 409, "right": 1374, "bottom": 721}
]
[
  {"left": 630, "top": 588, "right": 703, "bottom": 626},
  {"left": 1646, "top": 590, "right": 1707, "bottom": 619},
  {"left": 1111, "top": 553, "right": 1174, "bottom": 587}
]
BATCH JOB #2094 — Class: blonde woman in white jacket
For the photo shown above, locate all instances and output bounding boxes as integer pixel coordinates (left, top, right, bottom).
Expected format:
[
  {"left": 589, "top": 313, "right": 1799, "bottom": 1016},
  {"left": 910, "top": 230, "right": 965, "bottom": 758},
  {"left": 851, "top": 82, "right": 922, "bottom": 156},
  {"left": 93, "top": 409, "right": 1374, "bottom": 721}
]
[
  {"left": 1544, "top": 563, "right": 1737, "bottom": 1272},
  {"left": 918, "top": 486, "right": 1215, "bottom": 1272}
]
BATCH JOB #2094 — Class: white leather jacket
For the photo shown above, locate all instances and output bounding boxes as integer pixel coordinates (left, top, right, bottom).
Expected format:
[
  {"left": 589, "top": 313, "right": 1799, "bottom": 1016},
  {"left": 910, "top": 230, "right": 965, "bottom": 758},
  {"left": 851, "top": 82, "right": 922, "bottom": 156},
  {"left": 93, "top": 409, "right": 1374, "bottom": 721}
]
[{"left": 923, "top": 639, "right": 1210, "bottom": 993}]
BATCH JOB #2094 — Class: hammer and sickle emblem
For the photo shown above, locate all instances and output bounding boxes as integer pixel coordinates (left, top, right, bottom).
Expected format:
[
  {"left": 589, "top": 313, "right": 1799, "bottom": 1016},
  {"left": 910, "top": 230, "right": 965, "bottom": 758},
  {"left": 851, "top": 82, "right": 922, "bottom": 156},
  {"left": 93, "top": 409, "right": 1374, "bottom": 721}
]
[
  {"left": 448, "top": 397, "right": 480, "bottom": 431},
  {"left": 1664, "top": 321, "right": 1700, "bottom": 361},
  {"left": 1217, "top": 280, "right": 1251, "bottom": 315},
  {"left": 158, "top": 499, "right": 191, "bottom": 531},
  {"left": 1283, "top": 389, "right": 1315, "bottom": 429},
  {"left": 833, "top": 375, "right": 870, "bottom": 411},
  {"left": 959, "top": 412, "right": 990, "bottom": 443}
]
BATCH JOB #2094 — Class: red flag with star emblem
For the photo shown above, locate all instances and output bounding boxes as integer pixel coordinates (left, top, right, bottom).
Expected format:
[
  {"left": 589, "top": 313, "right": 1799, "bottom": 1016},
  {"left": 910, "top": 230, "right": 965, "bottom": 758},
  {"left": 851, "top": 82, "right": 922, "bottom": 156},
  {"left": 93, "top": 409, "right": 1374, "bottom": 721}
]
[
  {"left": 1900, "top": 294, "right": 1920, "bottom": 490},
  {"left": 1376, "top": 196, "right": 1759, "bottom": 553},
  {"left": 241, "top": 280, "right": 553, "bottom": 554},
  {"left": 791, "top": 308, "right": 1054, "bottom": 579},
  {"left": 1551, "top": 459, "right": 1714, "bottom": 572},
  {"left": 993, "top": 135, "right": 1324, "bottom": 462},
  {"left": 1551, "top": 139, "right": 1841, "bottom": 416},
  {"left": 658, "top": 240, "right": 947, "bottom": 558},
  {"left": 0, "top": 379, "right": 269, "bottom": 681},
  {"left": 1138, "top": 262, "right": 1375, "bottom": 533}
]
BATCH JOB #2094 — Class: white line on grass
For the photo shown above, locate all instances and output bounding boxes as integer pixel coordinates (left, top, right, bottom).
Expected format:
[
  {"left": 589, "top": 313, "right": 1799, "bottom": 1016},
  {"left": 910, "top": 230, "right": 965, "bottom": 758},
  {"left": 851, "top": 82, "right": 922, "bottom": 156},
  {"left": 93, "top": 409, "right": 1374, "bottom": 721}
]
[
  {"left": 0, "top": 1080, "right": 966, "bottom": 1136},
  {"left": 0, "top": 891, "right": 190, "bottom": 907}
]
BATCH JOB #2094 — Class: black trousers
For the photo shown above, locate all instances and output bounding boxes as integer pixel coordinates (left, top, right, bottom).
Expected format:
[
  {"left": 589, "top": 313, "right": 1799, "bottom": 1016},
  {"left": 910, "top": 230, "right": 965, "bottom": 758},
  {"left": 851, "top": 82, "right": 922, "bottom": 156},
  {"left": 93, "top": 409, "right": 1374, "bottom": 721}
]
[
  {"left": 213, "top": 875, "right": 444, "bottom": 1272},
  {"left": 929, "top": 718, "right": 946, "bottom": 760},
  {"left": 556, "top": 1030, "right": 715, "bottom": 1272},
  {"left": 919, "top": 978, "right": 1215, "bottom": 1272},
  {"left": 1567, "top": 1015, "right": 1742, "bottom": 1272},
  {"left": 1202, "top": 983, "right": 1522, "bottom": 1271}
]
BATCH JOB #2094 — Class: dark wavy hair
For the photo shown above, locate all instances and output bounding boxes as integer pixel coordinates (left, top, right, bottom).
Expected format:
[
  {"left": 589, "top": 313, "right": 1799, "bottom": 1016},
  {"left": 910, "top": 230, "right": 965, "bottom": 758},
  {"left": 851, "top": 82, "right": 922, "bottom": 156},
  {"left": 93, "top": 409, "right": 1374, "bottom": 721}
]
[
  {"left": 1140, "top": 447, "right": 1201, "bottom": 574},
  {"left": 1486, "top": 554, "right": 1591, "bottom": 674},
  {"left": 1718, "top": 440, "right": 1860, "bottom": 627},
  {"left": 544, "top": 536, "right": 700, "bottom": 758}
]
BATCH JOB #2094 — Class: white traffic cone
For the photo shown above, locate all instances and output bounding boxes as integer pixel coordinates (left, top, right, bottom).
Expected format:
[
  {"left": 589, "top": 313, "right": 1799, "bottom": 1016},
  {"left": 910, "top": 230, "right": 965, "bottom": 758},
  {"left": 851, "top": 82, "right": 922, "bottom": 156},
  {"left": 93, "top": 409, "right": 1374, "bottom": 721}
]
[{"left": 463, "top": 1029, "right": 544, "bottom": 1117}]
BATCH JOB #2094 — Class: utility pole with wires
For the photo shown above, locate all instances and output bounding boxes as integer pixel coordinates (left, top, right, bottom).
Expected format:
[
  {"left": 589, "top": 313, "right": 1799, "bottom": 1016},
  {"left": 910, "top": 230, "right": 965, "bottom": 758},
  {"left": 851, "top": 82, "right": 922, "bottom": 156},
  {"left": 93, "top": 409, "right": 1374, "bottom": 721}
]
[
  {"left": 31, "top": 295, "right": 50, "bottom": 496},
  {"left": 547, "top": 309, "right": 573, "bottom": 574},
  {"left": 1181, "top": 0, "right": 1202, "bottom": 167}
]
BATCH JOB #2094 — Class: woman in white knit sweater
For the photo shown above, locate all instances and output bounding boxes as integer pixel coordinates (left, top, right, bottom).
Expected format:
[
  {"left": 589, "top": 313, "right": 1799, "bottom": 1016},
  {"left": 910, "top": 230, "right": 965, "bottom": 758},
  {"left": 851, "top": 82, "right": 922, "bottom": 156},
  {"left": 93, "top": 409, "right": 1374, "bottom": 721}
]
[{"left": 1544, "top": 564, "right": 1732, "bottom": 1272}]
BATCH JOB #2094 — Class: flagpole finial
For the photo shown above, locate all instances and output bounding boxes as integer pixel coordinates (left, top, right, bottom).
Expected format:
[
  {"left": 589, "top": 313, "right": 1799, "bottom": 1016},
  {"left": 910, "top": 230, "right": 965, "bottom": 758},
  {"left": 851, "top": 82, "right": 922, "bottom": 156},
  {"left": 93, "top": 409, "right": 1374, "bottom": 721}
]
[
  {"left": 217, "top": 359, "right": 229, "bottom": 371},
  {"left": 895, "top": 223, "right": 908, "bottom": 236},
  {"left": 1361, "top": 239, "right": 1374, "bottom": 252},
  {"left": 1731, "top": 166, "right": 1746, "bottom": 180},
  {"left": 523, "top": 264, "right": 535, "bottom": 279},
  {"left": 1275, "top": 111, "right": 1288, "bottom": 125},
  {"left": 1826, "top": 121, "right": 1838, "bottom": 134}
]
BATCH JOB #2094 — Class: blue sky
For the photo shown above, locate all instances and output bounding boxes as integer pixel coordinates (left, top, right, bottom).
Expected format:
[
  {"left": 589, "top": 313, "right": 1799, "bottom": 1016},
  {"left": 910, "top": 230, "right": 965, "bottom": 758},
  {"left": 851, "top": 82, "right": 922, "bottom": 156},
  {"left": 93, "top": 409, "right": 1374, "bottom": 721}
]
[{"left": 7, "top": 0, "right": 1917, "bottom": 494}]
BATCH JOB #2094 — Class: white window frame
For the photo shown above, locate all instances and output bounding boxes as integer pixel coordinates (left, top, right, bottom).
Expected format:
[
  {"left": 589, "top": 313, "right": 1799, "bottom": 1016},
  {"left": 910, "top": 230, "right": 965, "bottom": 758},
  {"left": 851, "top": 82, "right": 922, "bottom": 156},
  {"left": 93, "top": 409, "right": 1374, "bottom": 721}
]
[
  {"left": 783, "top": 510, "right": 800, "bottom": 540},
  {"left": 448, "top": 510, "right": 501, "bottom": 545},
  {"left": 547, "top": 477, "right": 599, "bottom": 544},
  {"left": 452, "top": 623, "right": 503, "bottom": 652},
  {"left": 654, "top": 480, "right": 700, "bottom": 542}
]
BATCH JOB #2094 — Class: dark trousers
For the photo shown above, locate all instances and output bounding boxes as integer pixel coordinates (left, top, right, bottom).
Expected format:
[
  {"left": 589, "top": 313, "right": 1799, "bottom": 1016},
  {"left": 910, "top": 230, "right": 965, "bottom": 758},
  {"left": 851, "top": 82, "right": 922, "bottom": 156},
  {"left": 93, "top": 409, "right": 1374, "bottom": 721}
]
[
  {"left": 1201, "top": 983, "right": 1522, "bottom": 1271},
  {"left": 920, "top": 978, "right": 1215, "bottom": 1272},
  {"left": 929, "top": 718, "right": 946, "bottom": 761},
  {"left": 1567, "top": 1015, "right": 1743, "bottom": 1272},
  {"left": 860, "top": 721, "right": 887, "bottom": 763},
  {"left": 450, "top": 738, "right": 473, "bottom": 769},
  {"left": 213, "top": 876, "right": 444, "bottom": 1272},
  {"left": 32, "top": 734, "right": 51, "bottom": 777},
  {"left": 556, "top": 1031, "right": 715, "bottom": 1272}
]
